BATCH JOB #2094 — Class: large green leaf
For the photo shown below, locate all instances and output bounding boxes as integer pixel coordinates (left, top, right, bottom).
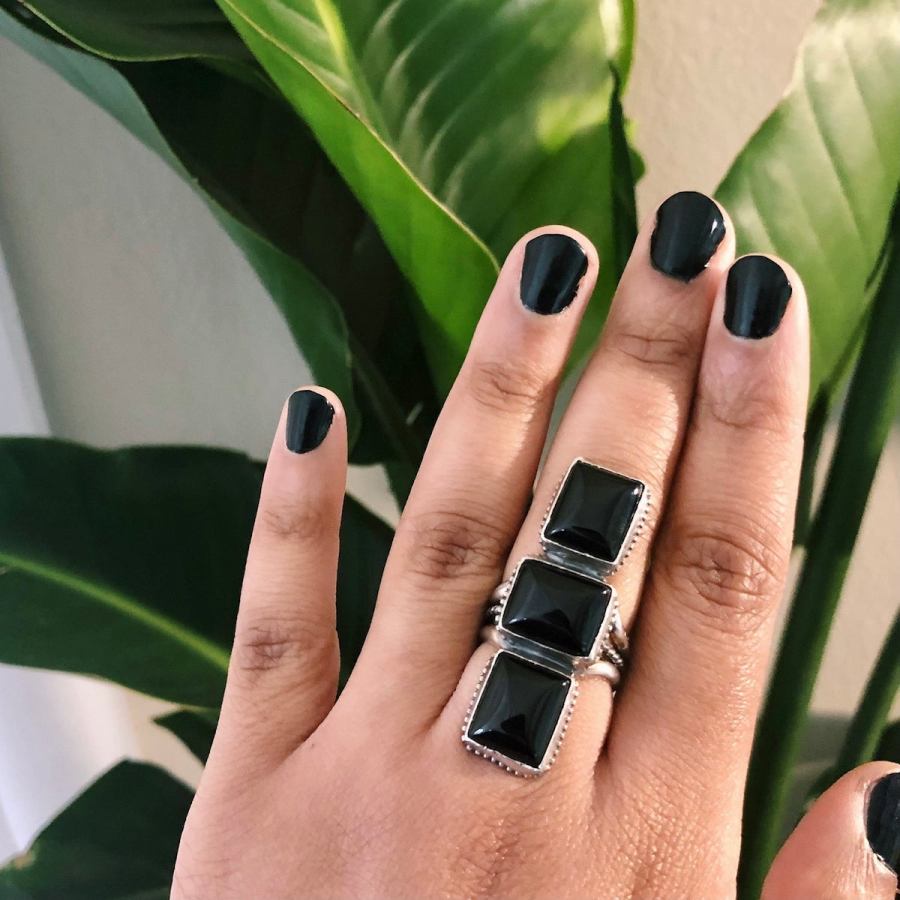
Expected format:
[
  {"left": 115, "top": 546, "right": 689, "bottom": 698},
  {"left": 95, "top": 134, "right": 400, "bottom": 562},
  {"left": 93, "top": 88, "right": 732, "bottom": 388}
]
[
  {"left": 716, "top": 0, "right": 900, "bottom": 404},
  {"left": 215, "top": 0, "right": 633, "bottom": 391},
  {"left": 1, "top": 5, "right": 438, "bottom": 477},
  {"left": 0, "top": 439, "right": 393, "bottom": 706},
  {"left": 19, "top": 0, "right": 249, "bottom": 61},
  {"left": 155, "top": 708, "right": 219, "bottom": 763},
  {"left": 0, "top": 762, "right": 192, "bottom": 899}
]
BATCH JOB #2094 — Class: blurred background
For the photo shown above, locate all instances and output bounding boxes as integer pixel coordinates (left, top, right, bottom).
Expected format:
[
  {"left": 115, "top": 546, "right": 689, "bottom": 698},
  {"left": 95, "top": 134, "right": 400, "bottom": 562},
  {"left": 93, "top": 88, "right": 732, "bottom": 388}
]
[{"left": 0, "top": 0, "right": 897, "bottom": 862}]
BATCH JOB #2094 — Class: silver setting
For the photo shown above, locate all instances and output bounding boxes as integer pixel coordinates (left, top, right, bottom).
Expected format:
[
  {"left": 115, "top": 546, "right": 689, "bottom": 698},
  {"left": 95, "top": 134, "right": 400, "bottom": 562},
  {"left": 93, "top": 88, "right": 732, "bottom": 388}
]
[
  {"left": 461, "top": 649, "right": 578, "bottom": 777},
  {"left": 464, "top": 457, "right": 646, "bottom": 776},
  {"left": 539, "top": 457, "right": 650, "bottom": 577},
  {"left": 479, "top": 625, "right": 623, "bottom": 688}
]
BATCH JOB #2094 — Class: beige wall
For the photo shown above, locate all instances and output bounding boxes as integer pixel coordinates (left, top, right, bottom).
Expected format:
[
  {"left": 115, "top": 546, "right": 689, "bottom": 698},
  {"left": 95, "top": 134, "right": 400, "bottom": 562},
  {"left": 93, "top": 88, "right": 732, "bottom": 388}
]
[{"left": 0, "top": 0, "right": 896, "bottom": 817}]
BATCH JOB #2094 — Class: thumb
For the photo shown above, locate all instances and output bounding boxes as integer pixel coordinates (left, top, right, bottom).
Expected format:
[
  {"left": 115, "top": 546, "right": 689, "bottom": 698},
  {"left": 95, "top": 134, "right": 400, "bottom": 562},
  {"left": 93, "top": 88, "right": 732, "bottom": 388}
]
[{"left": 763, "top": 763, "right": 899, "bottom": 900}]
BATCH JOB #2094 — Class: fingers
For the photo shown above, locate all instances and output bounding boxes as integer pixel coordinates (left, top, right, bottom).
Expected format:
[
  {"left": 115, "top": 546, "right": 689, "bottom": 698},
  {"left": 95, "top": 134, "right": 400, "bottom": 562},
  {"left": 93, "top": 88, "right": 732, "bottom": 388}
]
[
  {"left": 213, "top": 388, "right": 346, "bottom": 771},
  {"left": 439, "top": 192, "right": 734, "bottom": 772},
  {"left": 763, "top": 765, "right": 900, "bottom": 899},
  {"left": 608, "top": 256, "right": 808, "bottom": 828},
  {"left": 354, "top": 228, "right": 599, "bottom": 717}
]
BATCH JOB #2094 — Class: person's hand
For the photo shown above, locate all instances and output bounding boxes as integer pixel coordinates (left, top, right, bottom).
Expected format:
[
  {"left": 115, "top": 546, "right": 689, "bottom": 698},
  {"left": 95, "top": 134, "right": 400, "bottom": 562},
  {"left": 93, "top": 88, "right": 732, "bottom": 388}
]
[{"left": 172, "top": 191, "right": 899, "bottom": 899}]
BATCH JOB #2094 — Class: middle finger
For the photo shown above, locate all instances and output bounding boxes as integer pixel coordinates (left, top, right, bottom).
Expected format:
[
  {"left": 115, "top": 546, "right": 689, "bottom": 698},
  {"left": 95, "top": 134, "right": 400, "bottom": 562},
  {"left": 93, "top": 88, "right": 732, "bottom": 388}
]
[{"left": 442, "top": 190, "right": 734, "bottom": 776}]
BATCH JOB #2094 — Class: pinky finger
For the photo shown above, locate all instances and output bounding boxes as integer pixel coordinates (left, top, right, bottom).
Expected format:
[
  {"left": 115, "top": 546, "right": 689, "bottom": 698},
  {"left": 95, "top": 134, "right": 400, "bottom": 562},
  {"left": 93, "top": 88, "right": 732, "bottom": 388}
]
[
  {"left": 763, "top": 764, "right": 900, "bottom": 899},
  {"left": 211, "top": 388, "right": 347, "bottom": 774}
]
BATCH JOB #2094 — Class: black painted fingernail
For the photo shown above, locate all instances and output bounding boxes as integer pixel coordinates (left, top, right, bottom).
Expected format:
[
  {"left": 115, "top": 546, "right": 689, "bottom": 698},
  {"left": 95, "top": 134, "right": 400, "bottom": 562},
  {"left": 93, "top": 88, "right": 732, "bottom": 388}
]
[
  {"left": 520, "top": 234, "right": 588, "bottom": 314},
  {"left": 650, "top": 190, "right": 726, "bottom": 281},
  {"left": 285, "top": 390, "right": 334, "bottom": 453},
  {"left": 724, "top": 255, "right": 792, "bottom": 339},
  {"left": 867, "top": 772, "right": 900, "bottom": 875}
]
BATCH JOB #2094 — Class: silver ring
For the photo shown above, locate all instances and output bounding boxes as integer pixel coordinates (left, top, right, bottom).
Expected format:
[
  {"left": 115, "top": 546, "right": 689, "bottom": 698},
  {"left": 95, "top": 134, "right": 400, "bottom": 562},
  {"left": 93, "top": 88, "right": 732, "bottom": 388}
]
[{"left": 462, "top": 459, "right": 647, "bottom": 777}]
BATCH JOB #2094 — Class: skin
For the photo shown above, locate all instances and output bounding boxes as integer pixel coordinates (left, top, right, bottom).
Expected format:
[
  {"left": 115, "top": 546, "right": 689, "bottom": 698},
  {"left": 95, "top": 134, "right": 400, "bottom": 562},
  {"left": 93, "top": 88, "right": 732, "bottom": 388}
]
[{"left": 172, "top": 206, "right": 899, "bottom": 899}]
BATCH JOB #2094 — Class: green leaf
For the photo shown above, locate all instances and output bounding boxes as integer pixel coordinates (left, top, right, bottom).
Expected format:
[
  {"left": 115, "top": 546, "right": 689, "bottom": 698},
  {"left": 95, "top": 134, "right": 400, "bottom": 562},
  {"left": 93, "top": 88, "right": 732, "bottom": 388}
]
[
  {"left": 19, "top": 0, "right": 250, "bottom": 61},
  {"left": 739, "top": 190, "right": 900, "bottom": 899},
  {"left": 1, "top": 4, "right": 438, "bottom": 473},
  {"left": 876, "top": 720, "right": 900, "bottom": 763},
  {"left": 0, "top": 4, "right": 359, "bottom": 432},
  {"left": 0, "top": 439, "right": 257, "bottom": 706},
  {"left": 0, "top": 438, "right": 394, "bottom": 706},
  {"left": 0, "top": 762, "right": 192, "bottom": 899},
  {"left": 716, "top": 0, "right": 900, "bottom": 407},
  {"left": 336, "top": 492, "right": 392, "bottom": 686},
  {"left": 214, "top": 0, "right": 635, "bottom": 391},
  {"left": 155, "top": 708, "right": 219, "bottom": 763},
  {"left": 833, "top": 608, "right": 900, "bottom": 775},
  {"left": 607, "top": 67, "right": 639, "bottom": 281}
]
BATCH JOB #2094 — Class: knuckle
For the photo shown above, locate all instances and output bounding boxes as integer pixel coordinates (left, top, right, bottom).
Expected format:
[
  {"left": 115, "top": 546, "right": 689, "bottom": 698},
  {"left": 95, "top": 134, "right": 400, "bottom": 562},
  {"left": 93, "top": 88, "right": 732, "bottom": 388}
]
[
  {"left": 257, "top": 496, "right": 328, "bottom": 544},
  {"left": 607, "top": 319, "right": 698, "bottom": 372},
  {"left": 696, "top": 381, "right": 797, "bottom": 438},
  {"left": 233, "top": 611, "right": 336, "bottom": 679},
  {"left": 398, "top": 506, "right": 508, "bottom": 586},
  {"left": 466, "top": 357, "right": 555, "bottom": 421},
  {"left": 661, "top": 516, "right": 787, "bottom": 622}
]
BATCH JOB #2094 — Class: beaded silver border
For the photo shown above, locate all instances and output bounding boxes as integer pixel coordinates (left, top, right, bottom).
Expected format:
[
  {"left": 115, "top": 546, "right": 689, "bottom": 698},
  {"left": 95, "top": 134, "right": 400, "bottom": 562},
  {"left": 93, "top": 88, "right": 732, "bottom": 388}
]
[
  {"left": 461, "top": 649, "right": 578, "bottom": 777},
  {"left": 539, "top": 457, "right": 650, "bottom": 577}
]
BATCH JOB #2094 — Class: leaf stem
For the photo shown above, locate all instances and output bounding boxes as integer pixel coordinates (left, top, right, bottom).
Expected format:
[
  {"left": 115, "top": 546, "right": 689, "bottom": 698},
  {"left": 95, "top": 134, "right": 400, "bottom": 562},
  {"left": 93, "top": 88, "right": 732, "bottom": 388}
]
[
  {"left": 834, "top": 608, "right": 900, "bottom": 776},
  {"left": 738, "top": 197, "right": 900, "bottom": 899}
]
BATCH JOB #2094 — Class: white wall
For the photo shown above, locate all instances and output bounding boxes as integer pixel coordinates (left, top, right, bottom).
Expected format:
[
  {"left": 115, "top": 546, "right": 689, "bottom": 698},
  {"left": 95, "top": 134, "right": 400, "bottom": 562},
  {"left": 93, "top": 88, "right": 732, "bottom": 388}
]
[{"left": 0, "top": 0, "right": 897, "bottom": 858}]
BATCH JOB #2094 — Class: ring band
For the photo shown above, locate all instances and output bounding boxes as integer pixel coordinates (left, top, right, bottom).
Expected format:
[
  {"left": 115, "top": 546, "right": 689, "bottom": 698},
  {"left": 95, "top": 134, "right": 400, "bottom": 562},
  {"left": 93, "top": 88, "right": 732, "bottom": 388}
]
[{"left": 462, "top": 458, "right": 648, "bottom": 776}]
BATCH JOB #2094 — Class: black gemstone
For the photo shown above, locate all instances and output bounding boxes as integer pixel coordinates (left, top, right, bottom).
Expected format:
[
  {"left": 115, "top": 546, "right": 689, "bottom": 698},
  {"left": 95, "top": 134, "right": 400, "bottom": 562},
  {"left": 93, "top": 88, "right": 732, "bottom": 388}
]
[
  {"left": 545, "top": 461, "right": 643, "bottom": 563},
  {"left": 502, "top": 559, "right": 612, "bottom": 657},
  {"left": 468, "top": 652, "right": 571, "bottom": 769}
]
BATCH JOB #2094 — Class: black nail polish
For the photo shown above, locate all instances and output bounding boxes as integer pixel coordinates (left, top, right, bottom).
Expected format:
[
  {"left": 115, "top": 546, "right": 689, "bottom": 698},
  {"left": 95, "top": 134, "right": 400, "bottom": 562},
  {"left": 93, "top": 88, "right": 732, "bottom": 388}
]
[
  {"left": 724, "top": 255, "right": 792, "bottom": 339},
  {"left": 285, "top": 390, "right": 334, "bottom": 453},
  {"left": 867, "top": 772, "right": 900, "bottom": 875},
  {"left": 520, "top": 234, "right": 588, "bottom": 314},
  {"left": 650, "top": 190, "right": 726, "bottom": 281}
]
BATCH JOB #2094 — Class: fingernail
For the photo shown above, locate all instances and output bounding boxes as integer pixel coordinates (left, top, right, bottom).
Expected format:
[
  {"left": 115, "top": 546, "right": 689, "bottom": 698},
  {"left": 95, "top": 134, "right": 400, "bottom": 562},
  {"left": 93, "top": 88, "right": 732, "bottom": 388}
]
[
  {"left": 649, "top": 190, "right": 726, "bottom": 281},
  {"left": 520, "top": 234, "right": 588, "bottom": 315},
  {"left": 867, "top": 772, "right": 900, "bottom": 875},
  {"left": 285, "top": 390, "right": 334, "bottom": 453},
  {"left": 724, "top": 255, "right": 792, "bottom": 339}
]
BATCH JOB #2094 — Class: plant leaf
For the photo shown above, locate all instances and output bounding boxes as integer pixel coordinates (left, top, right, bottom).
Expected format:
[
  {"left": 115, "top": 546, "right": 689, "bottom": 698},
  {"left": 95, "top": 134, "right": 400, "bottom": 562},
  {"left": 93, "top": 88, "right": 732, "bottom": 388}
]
[
  {"left": 214, "top": 0, "right": 635, "bottom": 390},
  {"left": 1, "top": 4, "right": 439, "bottom": 473},
  {"left": 0, "top": 438, "right": 393, "bottom": 706},
  {"left": 833, "top": 607, "right": 900, "bottom": 776},
  {"left": 154, "top": 709, "right": 219, "bottom": 763},
  {"left": 0, "top": 439, "right": 256, "bottom": 706},
  {"left": 876, "top": 720, "right": 900, "bottom": 763},
  {"left": 716, "top": 0, "right": 900, "bottom": 406},
  {"left": 336, "top": 492, "right": 392, "bottom": 686},
  {"left": 0, "top": 762, "right": 192, "bottom": 898},
  {"left": 20, "top": 0, "right": 249, "bottom": 61},
  {"left": 607, "top": 67, "right": 639, "bottom": 281}
]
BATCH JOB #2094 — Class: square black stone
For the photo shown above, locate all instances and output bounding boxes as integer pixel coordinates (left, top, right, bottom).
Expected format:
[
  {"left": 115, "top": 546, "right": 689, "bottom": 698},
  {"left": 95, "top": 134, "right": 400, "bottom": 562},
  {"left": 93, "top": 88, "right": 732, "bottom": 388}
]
[
  {"left": 544, "top": 461, "right": 644, "bottom": 564},
  {"left": 468, "top": 652, "right": 571, "bottom": 770},
  {"left": 501, "top": 559, "right": 613, "bottom": 657}
]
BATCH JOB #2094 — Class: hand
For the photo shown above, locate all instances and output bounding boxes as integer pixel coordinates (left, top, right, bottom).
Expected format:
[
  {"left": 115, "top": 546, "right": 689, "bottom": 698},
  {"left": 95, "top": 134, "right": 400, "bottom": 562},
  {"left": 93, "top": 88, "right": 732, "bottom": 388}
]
[{"left": 173, "top": 191, "right": 899, "bottom": 899}]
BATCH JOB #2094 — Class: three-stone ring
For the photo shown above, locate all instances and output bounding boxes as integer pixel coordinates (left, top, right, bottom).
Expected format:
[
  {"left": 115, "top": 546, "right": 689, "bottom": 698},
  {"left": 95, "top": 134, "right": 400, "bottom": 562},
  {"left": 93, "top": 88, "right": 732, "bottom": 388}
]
[{"left": 462, "top": 458, "right": 649, "bottom": 776}]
